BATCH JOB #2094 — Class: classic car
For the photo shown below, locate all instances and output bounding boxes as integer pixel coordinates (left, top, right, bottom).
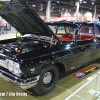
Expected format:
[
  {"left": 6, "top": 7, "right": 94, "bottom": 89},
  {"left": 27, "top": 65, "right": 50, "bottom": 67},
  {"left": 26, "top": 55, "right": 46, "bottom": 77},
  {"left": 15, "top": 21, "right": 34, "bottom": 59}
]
[{"left": 0, "top": 0, "right": 100, "bottom": 95}]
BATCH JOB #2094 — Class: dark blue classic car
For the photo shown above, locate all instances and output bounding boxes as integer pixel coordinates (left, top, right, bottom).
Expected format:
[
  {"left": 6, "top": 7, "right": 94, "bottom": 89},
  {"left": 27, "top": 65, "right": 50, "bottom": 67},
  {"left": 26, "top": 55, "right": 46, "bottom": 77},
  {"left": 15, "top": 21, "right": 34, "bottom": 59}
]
[{"left": 0, "top": 0, "right": 100, "bottom": 95}]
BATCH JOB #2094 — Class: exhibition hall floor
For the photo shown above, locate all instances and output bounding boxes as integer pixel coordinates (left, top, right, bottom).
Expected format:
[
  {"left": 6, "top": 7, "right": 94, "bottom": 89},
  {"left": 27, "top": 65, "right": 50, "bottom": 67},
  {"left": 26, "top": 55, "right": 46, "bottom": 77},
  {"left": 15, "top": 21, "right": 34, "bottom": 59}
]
[{"left": 0, "top": 33, "right": 100, "bottom": 100}]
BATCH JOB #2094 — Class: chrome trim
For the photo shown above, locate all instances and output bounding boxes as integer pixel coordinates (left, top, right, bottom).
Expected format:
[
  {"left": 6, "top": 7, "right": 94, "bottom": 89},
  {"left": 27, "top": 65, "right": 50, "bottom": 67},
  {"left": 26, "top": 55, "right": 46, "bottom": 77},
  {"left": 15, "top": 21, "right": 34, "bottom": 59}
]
[
  {"left": 0, "top": 53, "right": 6, "bottom": 57},
  {"left": 0, "top": 59, "right": 22, "bottom": 76},
  {"left": 0, "top": 69, "right": 40, "bottom": 90},
  {"left": 0, "top": 59, "right": 8, "bottom": 69},
  {"left": 0, "top": 69, "right": 18, "bottom": 79},
  {"left": 43, "top": 72, "right": 52, "bottom": 85}
]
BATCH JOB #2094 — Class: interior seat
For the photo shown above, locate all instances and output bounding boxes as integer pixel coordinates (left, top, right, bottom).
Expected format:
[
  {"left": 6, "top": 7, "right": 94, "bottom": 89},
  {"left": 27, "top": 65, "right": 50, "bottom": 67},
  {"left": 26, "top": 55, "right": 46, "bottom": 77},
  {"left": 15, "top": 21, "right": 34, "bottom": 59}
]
[{"left": 80, "top": 33, "right": 93, "bottom": 40}]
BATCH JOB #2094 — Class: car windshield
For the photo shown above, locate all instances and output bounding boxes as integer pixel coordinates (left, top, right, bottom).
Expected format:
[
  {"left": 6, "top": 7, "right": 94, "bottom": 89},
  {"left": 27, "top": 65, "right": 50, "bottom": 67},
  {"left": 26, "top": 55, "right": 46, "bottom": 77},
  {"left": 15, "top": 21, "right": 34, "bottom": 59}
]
[
  {"left": 48, "top": 25, "right": 78, "bottom": 34},
  {"left": 47, "top": 24, "right": 78, "bottom": 41}
]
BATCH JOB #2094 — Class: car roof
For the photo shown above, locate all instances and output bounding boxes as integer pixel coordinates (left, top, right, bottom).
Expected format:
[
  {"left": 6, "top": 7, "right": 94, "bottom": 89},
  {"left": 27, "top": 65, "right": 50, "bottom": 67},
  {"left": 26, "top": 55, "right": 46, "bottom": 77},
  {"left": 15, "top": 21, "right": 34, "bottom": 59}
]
[{"left": 46, "top": 21, "right": 96, "bottom": 28}]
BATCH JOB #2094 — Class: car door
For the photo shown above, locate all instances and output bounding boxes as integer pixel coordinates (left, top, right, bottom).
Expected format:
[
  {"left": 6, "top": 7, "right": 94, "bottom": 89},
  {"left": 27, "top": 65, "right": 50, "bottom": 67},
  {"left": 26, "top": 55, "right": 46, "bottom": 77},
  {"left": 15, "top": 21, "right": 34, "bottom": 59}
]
[
  {"left": 75, "top": 25, "right": 98, "bottom": 67},
  {"left": 59, "top": 41, "right": 77, "bottom": 71}
]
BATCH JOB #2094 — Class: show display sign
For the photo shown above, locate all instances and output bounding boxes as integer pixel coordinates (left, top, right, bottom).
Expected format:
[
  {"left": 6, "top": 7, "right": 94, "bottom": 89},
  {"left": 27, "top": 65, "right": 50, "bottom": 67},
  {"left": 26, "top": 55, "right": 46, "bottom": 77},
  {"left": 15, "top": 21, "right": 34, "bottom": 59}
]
[{"left": 72, "top": 66, "right": 100, "bottom": 78}]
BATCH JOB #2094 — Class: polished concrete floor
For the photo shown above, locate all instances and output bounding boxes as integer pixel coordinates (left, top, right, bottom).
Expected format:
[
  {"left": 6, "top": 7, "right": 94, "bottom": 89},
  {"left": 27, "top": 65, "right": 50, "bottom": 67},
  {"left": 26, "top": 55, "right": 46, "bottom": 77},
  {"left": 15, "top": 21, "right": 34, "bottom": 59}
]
[{"left": 0, "top": 33, "right": 100, "bottom": 100}]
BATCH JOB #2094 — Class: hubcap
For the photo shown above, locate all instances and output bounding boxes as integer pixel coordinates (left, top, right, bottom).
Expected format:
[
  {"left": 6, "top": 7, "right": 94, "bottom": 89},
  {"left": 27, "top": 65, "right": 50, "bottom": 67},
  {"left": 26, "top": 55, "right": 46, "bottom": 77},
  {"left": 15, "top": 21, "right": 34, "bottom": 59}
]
[{"left": 43, "top": 72, "right": 52, "bottom": 85}]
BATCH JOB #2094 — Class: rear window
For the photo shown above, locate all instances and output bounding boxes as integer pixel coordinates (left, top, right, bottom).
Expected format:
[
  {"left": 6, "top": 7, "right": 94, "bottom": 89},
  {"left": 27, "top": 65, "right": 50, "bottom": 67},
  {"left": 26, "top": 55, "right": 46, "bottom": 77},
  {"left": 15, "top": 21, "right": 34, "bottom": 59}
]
[{"left": 80, "top": 26, "right": 94, "bottom": 34}]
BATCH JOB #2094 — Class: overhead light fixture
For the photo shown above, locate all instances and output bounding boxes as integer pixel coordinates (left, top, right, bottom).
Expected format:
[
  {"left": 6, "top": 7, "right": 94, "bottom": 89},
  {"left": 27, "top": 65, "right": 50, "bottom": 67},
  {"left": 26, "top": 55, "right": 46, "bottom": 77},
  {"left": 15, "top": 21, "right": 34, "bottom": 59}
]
[
  {"left": 52, "top": 7, "right": 54, "bottom": 9},
  {"left": 51, "top": 9, "right": 53, "bottom": 12},
  {"left": 79, "top": 0, "right": 83, "bottom": 1},
  {"left": 39, "top": 8, "right": 43, "bottom": 11},
  {"left": 91, "top": 0, "right": 95, "bottom": 5},
  {"left": 57, "top": 1, "right": 59, "bottom": 3},
  {"left": 83, "top": 1, "right": 87, "bottom": 3},
  {"left": 79, "top": 0, "right": 83, "bottom": 4},
  {"left": 32, "top": 5, "right": 36, "bottom": 7},
  {"left": 62, "top": 8, "right": 64, "bottom": 10},
  {"left": 91, "top": 2, "right": 94, "bottom": 5}
]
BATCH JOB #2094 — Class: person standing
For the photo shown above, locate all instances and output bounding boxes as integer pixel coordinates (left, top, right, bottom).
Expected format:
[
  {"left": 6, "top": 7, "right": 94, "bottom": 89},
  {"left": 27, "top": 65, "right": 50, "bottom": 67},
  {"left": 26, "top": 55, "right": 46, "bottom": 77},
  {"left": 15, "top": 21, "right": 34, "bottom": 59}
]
[
  {"left": 83, "top": 17, "right": 87, "bottom": 22},
  {"left": 43, "top": 17, "right": 47, "bottom": 22},
  {"left": 92, "top": 17, "right": 100, "bottom": 35},
  {"left": 43, "top": 18, "right": 45, "bottom": 22},
  {"left": 0, "top": 18, "right": 4, "bottom": 35},
  {"left": 92, "top": 17, "right": 100, "bottom": 25}
]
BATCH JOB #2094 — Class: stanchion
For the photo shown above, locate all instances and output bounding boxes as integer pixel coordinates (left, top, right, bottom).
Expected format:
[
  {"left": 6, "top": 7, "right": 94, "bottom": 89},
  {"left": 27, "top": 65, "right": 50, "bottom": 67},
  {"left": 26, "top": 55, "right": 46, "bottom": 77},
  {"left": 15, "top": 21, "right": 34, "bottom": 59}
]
[{"left": 64, "top": 72, "right": 100, "bottom": 100}]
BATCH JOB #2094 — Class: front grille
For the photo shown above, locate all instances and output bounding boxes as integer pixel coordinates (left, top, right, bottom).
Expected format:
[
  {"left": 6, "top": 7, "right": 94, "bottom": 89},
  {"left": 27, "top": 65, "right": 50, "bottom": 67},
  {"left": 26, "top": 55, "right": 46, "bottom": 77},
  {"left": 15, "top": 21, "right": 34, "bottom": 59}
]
[
  {"left": 0, "top": 65, "right": 38, "bottom": 84},
  {"left": 0, "top": 66, "right": 24, "bottom": 80},
  {"left": 0, "top": 59, "right": 8, "bottom": 69}
]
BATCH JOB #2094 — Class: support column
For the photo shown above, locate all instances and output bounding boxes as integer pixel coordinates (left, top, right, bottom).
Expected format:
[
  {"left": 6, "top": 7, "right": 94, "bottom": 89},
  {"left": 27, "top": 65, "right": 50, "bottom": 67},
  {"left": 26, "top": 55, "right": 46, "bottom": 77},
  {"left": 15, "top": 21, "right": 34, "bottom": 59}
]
[
  {"left": 46, "top": 0, "right": 51, "bottom": 22},
  {"left": 67, "top": 7, "right": 68, "bottom": 21},
  {"left": 81, "top": 9, "right": 83, "bottom": 17},
  {"left": 75, "top": 1, "right": 80, "bottom": 21},
  {"left": 94, "top": 5, "right": 97, "bottom": 21}
]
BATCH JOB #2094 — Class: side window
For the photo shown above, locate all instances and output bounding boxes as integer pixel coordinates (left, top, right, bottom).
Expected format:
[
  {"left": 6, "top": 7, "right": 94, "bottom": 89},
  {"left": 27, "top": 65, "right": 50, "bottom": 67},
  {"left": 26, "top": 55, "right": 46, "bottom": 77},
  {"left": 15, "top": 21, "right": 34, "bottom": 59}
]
[
  {"left": 80, "top": 26, "right": 93, "bottom": 34},
  {"left": 77, "top": 26, "right": 94, "bottom": 41},
  {"left": 89, "top": 27, "right": 93, "bottom": 34},
  {"left": 94, "top": 26, "right": 100, "bottom": 35}
]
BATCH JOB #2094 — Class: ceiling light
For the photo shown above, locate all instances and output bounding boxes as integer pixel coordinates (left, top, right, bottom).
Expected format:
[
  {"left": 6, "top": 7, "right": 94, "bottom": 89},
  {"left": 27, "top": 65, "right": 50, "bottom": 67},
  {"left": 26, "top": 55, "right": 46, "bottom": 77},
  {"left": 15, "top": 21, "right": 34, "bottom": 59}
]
[
  {"left": 83, "top": 1, "right": 87, "bottom": 3},
  {"left": 32, "top": 5, "right": 36, "bottom": 7},
  {"left": 62, "top": 8, "right": 64, "bottom": 10},
  {"left": 91, "top": 2, "right": 94, "bottom": 5},
  {"left": 57, "top": 1, "right": 59, "bottom": 3},
  {"left": 51, "top": 9, "right": 53, "bottom": 12},
  {"left": 39, "top": 8, "right": 43, "bottom": 11},
  {"left": 52, "top": 7, "right": 54, "bottom": 9},
  {"left": 80, "top": 2, "right": 82, "bottom": 4}
]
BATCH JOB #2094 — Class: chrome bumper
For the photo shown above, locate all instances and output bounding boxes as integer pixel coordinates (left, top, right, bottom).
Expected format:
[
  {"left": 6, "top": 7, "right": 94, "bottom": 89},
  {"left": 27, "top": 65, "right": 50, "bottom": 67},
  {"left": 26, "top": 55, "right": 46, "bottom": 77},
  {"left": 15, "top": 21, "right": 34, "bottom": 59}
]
[{"left": 0, "top": 68, "right": 40, "bottom": 90}]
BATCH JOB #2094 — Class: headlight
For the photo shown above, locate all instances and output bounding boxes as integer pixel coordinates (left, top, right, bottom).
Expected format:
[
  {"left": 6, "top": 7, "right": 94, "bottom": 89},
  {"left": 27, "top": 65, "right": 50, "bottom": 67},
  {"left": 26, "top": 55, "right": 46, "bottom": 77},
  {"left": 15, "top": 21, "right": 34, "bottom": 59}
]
[
  {"left": 7, "top": 60, "right": 22, "bottom": 76},
  {"left": 13, "top": 63, "right": 21, "bottom": 75},
  {"left": 8, "top": 60, "right": 13, "bottom": 72}
]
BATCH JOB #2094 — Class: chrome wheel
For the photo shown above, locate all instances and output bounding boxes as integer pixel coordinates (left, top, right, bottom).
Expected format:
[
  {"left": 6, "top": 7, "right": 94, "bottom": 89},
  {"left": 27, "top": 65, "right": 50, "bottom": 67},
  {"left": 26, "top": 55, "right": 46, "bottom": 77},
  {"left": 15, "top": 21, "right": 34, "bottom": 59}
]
[
  {"left": 34, "top": 65, "right": 59, "bottom": 95},
  {"left": 43, "top": 72, "right": 52, "bottom": 85}
]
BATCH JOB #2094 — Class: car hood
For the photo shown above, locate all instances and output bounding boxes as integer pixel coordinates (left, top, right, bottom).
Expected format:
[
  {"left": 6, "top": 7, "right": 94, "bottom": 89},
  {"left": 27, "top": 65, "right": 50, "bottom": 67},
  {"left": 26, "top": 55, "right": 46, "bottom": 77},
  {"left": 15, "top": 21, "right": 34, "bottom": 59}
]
[{"left": 0, "top": 0, "right": 59, "bottom": 40}]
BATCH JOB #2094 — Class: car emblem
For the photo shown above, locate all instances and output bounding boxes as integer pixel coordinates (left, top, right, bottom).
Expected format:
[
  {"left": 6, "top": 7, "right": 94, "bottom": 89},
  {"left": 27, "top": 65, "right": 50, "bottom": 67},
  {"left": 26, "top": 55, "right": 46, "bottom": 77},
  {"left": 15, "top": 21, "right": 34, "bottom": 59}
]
[{"left": 75, "top": 72, "right": 85, "bottom": 78}]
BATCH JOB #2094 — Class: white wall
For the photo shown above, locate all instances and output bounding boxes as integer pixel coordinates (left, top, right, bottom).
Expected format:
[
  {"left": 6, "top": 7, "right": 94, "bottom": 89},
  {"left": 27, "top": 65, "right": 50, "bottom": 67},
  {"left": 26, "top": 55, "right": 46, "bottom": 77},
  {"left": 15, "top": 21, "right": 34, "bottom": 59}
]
[
  {"left": 39, "top": 11, "right": 100, "bottom": 22},
  {"left": 39, "top": 15, "right": 59, "bottom": 22}
]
